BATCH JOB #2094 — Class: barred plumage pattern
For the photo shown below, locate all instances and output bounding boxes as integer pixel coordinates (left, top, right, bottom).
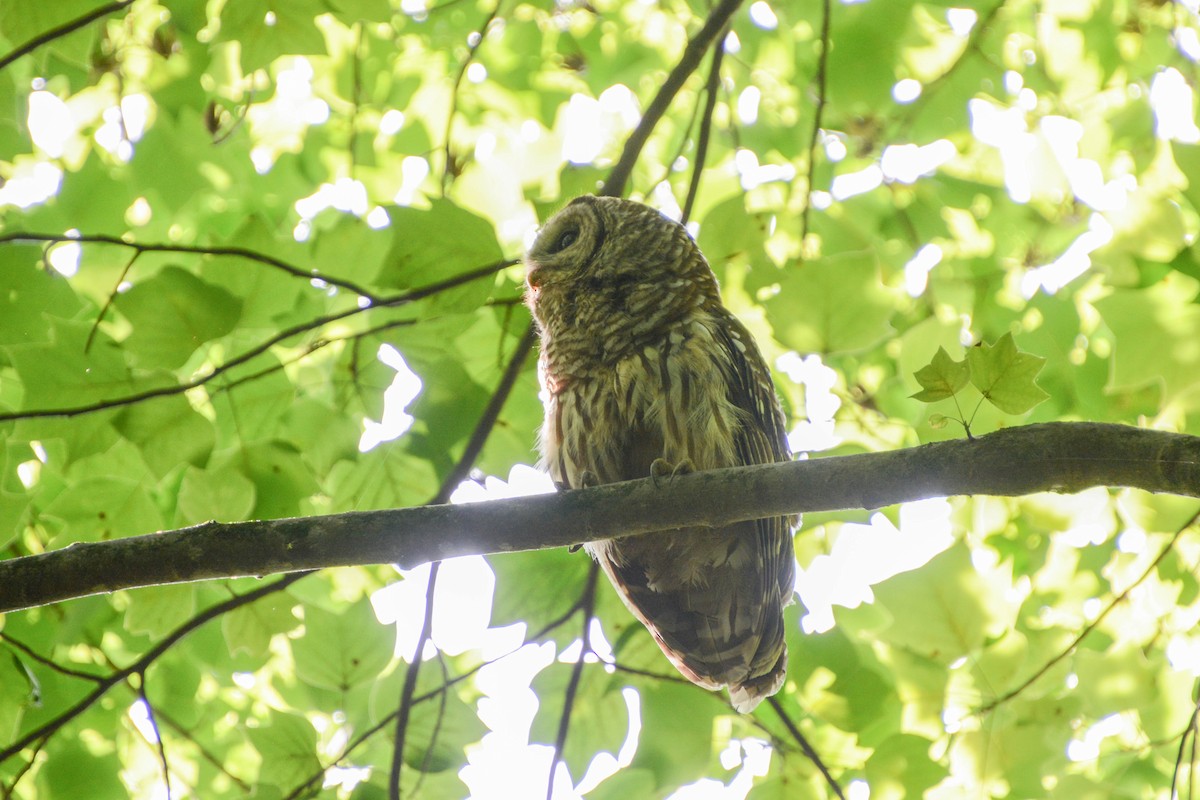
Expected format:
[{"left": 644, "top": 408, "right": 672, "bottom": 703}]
[{"left": 524, "top": 196, "right": 795, "bottom": 713}]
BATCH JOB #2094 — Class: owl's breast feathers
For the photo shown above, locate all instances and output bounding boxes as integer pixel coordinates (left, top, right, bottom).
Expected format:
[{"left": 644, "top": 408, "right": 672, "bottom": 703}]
[{"left": 538, "top": 307, "right": 795, "bottom": 713}]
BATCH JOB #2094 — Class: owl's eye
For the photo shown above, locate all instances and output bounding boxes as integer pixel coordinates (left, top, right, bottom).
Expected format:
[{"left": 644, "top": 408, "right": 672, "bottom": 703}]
[{"left": 549, "top": 228, "right": 579, "bottom": 254}]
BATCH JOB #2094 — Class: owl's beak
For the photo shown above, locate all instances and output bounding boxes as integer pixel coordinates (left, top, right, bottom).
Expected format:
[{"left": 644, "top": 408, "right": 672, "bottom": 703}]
[{"left": 525, "top": 261, "right": 545, "bottom": 288}]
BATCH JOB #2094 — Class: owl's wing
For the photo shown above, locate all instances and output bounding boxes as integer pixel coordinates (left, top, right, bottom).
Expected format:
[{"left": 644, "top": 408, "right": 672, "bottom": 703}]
[{"left": 712, "top": 311, "right": 795, "bottom": 595}]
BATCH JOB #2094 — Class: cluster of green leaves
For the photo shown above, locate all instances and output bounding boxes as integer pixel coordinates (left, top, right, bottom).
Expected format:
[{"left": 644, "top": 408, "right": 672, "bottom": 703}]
[
  {"left": 1, "top": 0, "right": 1200, "bottom": 798},
  {"left": 911, "top": 333, "right": 1050, "bottom": 432}
]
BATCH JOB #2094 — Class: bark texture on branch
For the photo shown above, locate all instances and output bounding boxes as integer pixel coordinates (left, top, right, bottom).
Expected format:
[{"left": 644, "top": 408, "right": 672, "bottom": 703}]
[{"left": 1, "top": 422, "right": 1198, "bottom": 612}]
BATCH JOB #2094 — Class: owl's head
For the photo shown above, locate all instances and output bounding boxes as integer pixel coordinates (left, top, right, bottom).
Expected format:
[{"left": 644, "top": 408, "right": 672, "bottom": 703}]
[{"left": 525, "top": 196, "right": 714, "bottom": 333}]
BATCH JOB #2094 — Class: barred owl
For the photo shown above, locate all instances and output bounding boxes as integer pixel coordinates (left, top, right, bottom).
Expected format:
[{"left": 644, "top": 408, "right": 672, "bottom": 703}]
[{"left": 524, "top": 195, "right": 795, "bottom": 713}]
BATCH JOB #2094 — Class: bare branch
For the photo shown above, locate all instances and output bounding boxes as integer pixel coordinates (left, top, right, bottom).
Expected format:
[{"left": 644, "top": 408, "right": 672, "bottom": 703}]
[
  {"left": 601, "top": 0, "right": 745, "bottom": 198},
  {"left": 0, "top": 232, "right": 384, "bottom": 302},
  {"left": 2, "top": 423, "right": 1198, "bottom": 613},
  {"left": 0, "top": 257, "right": 516, "bottom": 423},
  {"left": 0, "top": 0, "right": 133, "bottom": 71},
  {"left": 977, "top": 506, "right": 1200, "bottom": 714},
  {"left": 767, "top": 697, "right": 845, "bottom": 800},
  {"left": 681, "top": 32, "right": 726, "bottom": 224}
]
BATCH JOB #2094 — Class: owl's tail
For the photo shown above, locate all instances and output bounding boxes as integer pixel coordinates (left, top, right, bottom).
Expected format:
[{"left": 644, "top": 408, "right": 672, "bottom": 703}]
[{"left": 728, "top": 649, "right": 787, "bottom": 713}]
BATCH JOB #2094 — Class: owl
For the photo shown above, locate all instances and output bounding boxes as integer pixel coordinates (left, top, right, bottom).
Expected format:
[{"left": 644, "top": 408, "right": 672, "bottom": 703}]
[{"left": 524, "top": 195, "right": 795, "bottom": 713}]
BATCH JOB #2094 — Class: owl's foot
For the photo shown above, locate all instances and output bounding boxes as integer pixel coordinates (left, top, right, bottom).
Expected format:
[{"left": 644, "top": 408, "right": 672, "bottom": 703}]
[
  {"left": 554, "top": 470, "right": 599, "bottom": 493},
  {"left": 650, "top": 457, "right": 695, "bottom": 488}
]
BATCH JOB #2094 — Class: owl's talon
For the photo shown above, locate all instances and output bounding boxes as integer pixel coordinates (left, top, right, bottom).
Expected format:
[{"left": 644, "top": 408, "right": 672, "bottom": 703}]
[
  {"left": 579, "top": 470, "right": 599, "bottom": 489},
  {"left": 568, "top": 543, "right": 583, "bottom": 553},
  {"left": 650, "top": 458, "right": 695, "bottom": 488}
]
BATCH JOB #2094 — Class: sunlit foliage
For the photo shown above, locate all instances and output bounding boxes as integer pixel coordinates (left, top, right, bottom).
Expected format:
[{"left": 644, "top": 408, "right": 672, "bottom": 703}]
[{"left": 2, "top": 0, "right": 1200, "bottom": 798}]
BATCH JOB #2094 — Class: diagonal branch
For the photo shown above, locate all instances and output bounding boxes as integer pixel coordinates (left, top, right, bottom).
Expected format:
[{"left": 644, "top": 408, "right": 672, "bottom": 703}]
[
  {"left": 681, "top": 31, "right": 726, "bottom": 224},
  {"left": 1, "top": 422, "right": 1198, "bottom": 613},
  {"left": 0, "top": 0, "right": 133, "bottom": 71},
  {"left": 767, "top": 697, "right": 845, "bottom": 800},
  {"left": 977, "top": 506, "right": 1200, "bottom": 714},
  {"left": 601, "top": 0, "right": 745, "bottom": 198}
]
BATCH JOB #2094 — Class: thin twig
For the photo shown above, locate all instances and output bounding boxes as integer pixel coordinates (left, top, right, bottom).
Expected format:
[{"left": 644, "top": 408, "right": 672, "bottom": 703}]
[
  {"left": 0, "top": 0, "right": 133, "bottom": 71},
  {"left": 895, "top": 0, "right": 1007, "bottom": 132},
  {"left": 389, "top": 560, "right": 441, "bottom": 800},
  {"left": 601, "top": 0, "right": 745, "bottom": 198},
  {"left": 152, "top": 706, "right": 253, "bottom": 793},
  {"left": 441, "top": 0, "right": 502, "bottom": 195},
  {"left": 0, "top": 633, "right": 104, "bottom": 682},
  {"left": 767, "top": 697, "right": 846, "bottom": 800},
  {"left": 84, "top": 247, "right": 139, "bottom": 354},
  {"left": 681, "top": 30, "right": 726, "bottom": 224},
  {"left": 0, "top": 257, "right": 516, "bottom": 423},
  {"left": 546, "top": 563, "right": 600, "bottom": 800},
  {"left": 388, "top": 323, "right": 536, "bottom": 799},
  {"left": 1, "top": 232, "right": 383, "bottom": 303},
  {"left": 799, "top": 0, "right": 831, "bottom": 246},
  {"left": 978, "top": 507, "right": 1200, "bottom": 715},
  {"left": 1174, "top": 684, "right": 1200, "bottom": 800},
  {"left": 282, "top": 595, "right": 584, "bottom": 800},
  {"left": 134, "top": 676, "right": 173, "bottom": 800}
]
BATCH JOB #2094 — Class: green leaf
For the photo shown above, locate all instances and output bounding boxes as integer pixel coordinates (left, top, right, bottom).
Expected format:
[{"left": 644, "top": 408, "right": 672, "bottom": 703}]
[
  {"left": 37, "top": 738, "right": 126, "bottom": 800},
  {"left": 247, "top": 709, "right": 322, "bottom": 789},
  {"left": 865, "top": 734, "right": 948, "bottom": 800},
  {"left": 4, "top": 320, "right": 134, "bottom": 411},
  {"left": 124, "top": 584, "right": 197, "bottom": 638},
  {"left": 868, "top": 541, "right": 1009, "bottom": 663},
  {"left": 113, "top": 395, "right": 215, "bottom": 477},
  {"left": 966, "top": 332, "right": 1050, "bottom": 415},
  {"left": 0, "top": 246, "right": 84, "bottom": 346},
  {"left": 291, "top": 599, "right": 394, "bottom": 691},
  {"left": 378, "top": 198, "right": 504, "bottom": 308},
  {"left": 113, "top": 266, "right": 242, "bottom": 370},
  {"left": 401, "top": 671, "right": 488, "bottom": 773},
  {"left": 176, "top": 465, "right": 257, "bottom": 525},
  {"left": 222, "top": 592, "right": 300, "bottom": 658},
  {"left": 764, "top": 251, "right": 896, "bottom": 354},
  {"left": 218, "top": 0, "right": 328, "bottom": 72},
  {"left": 41, "top": 475, "right": 164, "bottom": 546},
  {"left": 1096, "top": 279, "right": 1200, "bottom": 404},
  {"left": 529, "top": 660, "right": 628, "bottom": 778},
  {"left": 911, "top": 346, "right": 970, "bottom": 403},
  {"left": 627, "top": 681, "right": 717, "bottom": 788},
  {"left": 489, "top": 549, "right": 592, "bottom": 645},
  {"left": 236, "top": 442, "right": 321, "bottom": 519}
]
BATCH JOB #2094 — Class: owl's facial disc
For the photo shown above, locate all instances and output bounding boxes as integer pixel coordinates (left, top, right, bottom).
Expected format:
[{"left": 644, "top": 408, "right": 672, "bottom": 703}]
[{"left": 524, "top": 201, "right": 605, "bottom": 290}]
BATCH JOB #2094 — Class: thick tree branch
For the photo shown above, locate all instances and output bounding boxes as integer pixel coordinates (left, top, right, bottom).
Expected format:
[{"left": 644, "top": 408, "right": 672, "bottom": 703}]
[{"left": 1, "top": 422, "right": 1198, "bottom": 612}]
